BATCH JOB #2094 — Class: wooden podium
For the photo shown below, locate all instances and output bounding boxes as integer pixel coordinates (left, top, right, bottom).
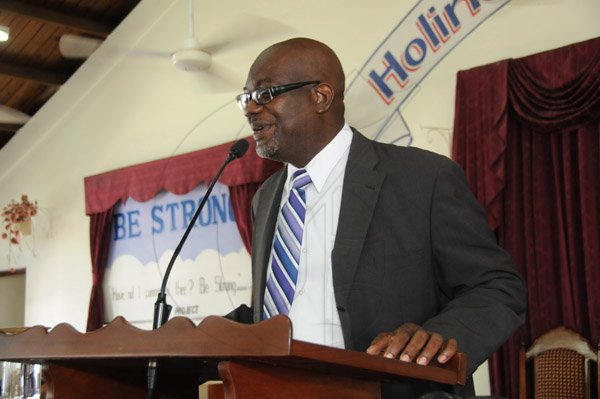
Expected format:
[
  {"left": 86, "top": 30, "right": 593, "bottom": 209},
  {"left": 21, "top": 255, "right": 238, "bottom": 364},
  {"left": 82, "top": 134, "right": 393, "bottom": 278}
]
[{"left": 0, "top": 315, "right": 467, "bottom": 398}]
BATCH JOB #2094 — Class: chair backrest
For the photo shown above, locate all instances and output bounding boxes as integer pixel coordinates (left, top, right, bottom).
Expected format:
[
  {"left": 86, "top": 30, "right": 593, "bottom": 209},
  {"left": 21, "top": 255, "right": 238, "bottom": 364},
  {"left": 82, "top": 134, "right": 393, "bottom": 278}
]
[{"left": 519, "top": 326, "right": 598, "bottom": 399}]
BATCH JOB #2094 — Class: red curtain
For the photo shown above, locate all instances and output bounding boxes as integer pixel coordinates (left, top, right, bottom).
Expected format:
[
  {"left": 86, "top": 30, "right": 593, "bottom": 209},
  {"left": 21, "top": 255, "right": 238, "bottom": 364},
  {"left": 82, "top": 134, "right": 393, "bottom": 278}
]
[
  {"left": 86, "top": 208, "right": 113, "bottom": 332},
  {"left": 452, "top": 37, "right": 600, "bottom": 398},
  {"left": 84, "top": 138, "right": 281, "bottom": 331},
  {"left": 229, "top": 182, "right": 263, "bottom": 253}
]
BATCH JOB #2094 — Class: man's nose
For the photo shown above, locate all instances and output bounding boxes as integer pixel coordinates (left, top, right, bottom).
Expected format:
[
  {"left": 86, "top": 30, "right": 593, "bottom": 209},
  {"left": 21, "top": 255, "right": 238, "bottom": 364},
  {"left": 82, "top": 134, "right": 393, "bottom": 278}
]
[{"left": 244, "top": 100, "right": 263, "bottom": 117}]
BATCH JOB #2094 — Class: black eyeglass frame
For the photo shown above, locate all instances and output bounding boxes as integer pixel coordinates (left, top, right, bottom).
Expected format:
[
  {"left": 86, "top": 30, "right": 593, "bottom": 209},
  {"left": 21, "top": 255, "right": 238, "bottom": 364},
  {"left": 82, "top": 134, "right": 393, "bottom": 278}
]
[{"left": 236, "top": 80, "right": 321, "bottom": 111}]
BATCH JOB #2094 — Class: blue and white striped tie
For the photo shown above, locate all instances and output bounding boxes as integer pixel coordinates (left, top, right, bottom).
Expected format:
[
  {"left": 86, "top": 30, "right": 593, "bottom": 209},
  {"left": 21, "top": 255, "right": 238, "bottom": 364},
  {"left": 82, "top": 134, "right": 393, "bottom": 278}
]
[{"left": 263, "top": 169, "right": 311, "bottom": 319}]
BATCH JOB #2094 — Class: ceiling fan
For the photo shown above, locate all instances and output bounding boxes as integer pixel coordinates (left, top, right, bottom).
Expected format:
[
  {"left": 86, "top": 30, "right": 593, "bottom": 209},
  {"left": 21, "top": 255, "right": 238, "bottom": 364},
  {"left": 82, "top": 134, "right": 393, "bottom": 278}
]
[
  {"left": 160, "top": 1, "right": 292, "bottom": 71},
  {"left": 58, "top": 0, "right": 290, "bottom": 92},
  {"left": 171, "top": 0, "right": 212, "bottom": 71},
  {"left": 57, "top": 0, "right": 211, "bottom": 69},
  {"left": 157, "top": 0, "right": 291, "bottom": 90}
]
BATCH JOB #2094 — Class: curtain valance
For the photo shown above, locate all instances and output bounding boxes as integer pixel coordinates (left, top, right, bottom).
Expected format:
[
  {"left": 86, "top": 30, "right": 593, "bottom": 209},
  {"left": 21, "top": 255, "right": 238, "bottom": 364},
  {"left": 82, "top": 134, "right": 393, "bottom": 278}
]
[{"left": 84, "top": 137, "right": 281, "bottom": 215}]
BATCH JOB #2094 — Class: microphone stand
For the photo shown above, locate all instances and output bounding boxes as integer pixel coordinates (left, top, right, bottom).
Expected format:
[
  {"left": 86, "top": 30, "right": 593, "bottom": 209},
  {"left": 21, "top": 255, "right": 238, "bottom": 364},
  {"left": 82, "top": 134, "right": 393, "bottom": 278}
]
[{"left": 146, "top": 139, "right": 248, "bottom": 399}]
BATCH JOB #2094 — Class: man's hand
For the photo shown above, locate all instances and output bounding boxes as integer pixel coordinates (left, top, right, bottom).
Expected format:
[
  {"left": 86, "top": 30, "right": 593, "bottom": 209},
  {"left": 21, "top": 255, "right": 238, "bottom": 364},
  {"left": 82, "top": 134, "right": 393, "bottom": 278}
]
[{"left": 366, "top": 323, "right": 457, "bottom": 366}]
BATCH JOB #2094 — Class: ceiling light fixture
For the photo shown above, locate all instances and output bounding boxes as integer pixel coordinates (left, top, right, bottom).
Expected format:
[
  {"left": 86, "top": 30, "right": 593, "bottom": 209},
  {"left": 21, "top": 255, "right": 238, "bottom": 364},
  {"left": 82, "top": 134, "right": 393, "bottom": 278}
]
[
  {"left": 58, "top": 34, "right": 102, "bottom": 59},
  {"left": 0, "top": 26, "right": 9, "bottom": 42}
]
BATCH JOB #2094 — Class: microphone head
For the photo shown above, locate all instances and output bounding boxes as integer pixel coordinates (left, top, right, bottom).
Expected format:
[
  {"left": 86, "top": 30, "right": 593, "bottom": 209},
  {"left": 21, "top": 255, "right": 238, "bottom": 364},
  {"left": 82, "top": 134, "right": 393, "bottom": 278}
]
[{"left": 229, "top": 139, "right": 249, "bottom": 159}]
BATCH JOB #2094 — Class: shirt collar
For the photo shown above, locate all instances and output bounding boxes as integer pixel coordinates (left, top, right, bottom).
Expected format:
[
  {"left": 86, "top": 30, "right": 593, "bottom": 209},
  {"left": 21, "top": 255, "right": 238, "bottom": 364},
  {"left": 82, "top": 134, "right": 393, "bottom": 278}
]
[{"left": 287, "top": 123, "right": 353, "bottom": 192}]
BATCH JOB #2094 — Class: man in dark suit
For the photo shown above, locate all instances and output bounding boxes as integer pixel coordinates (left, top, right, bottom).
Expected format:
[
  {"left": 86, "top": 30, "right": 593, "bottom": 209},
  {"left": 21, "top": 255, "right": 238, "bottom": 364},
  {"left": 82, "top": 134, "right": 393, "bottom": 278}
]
[{"left": 229, "top": 37, "right": 526, "bottom": 398}]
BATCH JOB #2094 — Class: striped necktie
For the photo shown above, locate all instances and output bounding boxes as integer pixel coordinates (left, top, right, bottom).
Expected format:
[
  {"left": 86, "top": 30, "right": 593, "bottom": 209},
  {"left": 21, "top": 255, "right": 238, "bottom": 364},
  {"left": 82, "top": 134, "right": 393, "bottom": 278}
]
[{"left": 263, "top": 169, "right": 312, "bottom": 319}]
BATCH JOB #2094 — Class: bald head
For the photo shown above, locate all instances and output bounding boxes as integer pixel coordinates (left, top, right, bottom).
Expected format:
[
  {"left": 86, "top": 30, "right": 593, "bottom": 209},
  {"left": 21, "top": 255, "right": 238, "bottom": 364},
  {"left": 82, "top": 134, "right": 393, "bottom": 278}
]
[
  {"left": 243, "top": 38, "right": 347, "bottom": 167},
  {"left": 253, "top": 38, "right": 345, "bottom": 97},
  {"left": 248, "top": 38, "right": 346, "bottom": 122}
]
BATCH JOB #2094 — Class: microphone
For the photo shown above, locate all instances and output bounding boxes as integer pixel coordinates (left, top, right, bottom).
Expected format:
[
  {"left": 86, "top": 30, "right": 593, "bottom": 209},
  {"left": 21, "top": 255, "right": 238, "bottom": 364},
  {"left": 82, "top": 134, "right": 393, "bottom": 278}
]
[
  {"left": 147, "top": 138, "right": 249, "bottom": 398},
  {"left": 228, "top": 138, "right": 249, "bottom": 160}
]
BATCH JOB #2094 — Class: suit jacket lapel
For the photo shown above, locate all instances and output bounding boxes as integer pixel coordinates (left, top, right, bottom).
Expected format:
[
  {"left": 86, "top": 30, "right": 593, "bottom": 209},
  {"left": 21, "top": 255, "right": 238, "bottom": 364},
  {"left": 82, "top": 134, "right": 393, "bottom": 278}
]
[
  {"left": 251, "top": 168, "right": 286, "bottom": 321},
  {"left": 332, "top": 130, "right": 384, "bottom": 309},
  {"left": 251, "top": 130, "right": 383, "bottom": 324}
]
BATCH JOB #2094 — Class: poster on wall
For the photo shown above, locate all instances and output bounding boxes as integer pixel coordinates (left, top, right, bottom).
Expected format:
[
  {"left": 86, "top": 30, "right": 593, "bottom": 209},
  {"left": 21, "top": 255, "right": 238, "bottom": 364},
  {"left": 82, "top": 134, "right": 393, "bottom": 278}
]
[
  {"left": 345, "top": 0, "right": 510, "bottom": 145},
  {"left": 103, "top": 182, "right": 251, "bottom": 329}
]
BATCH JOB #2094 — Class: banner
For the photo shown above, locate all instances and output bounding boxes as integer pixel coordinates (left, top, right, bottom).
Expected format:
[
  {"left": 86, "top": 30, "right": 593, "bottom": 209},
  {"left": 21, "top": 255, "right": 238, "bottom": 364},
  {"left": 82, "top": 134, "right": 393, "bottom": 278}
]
[
  {"left": 345, "top": 0, "right": 511, "bottom": 145},
  {"left": 103, "top": 182, "right": 251, "bottom": 329}
]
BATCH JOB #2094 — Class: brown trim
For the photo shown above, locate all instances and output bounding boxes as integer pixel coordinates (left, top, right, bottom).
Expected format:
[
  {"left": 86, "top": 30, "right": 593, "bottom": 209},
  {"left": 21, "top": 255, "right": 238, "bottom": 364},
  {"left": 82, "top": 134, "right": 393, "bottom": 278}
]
[
  {"left": 0, "top": 60, "right": 69, "bottom": 86},
  {"left": 0, "top": 123, "right": 23, "bottom": 134},
  {"left": 0, "top": 268, "right": 25, "bottom": 277},
  {"left": 0, "top": 0, "right": 113, "bottom": 36}
]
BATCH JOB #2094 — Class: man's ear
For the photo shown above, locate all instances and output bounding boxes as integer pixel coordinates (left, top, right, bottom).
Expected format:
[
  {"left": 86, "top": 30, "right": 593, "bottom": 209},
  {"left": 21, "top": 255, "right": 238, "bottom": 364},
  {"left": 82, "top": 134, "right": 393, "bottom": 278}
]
[{"left": 314, "top": 83, "right": 334, "bottom": 113}]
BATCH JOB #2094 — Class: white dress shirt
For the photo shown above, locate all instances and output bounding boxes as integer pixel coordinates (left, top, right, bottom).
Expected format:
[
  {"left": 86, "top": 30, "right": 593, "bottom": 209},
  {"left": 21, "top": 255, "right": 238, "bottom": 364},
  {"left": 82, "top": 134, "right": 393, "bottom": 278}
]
[{"left": 278, "top": 124, "right": 353, "bottom": 348}]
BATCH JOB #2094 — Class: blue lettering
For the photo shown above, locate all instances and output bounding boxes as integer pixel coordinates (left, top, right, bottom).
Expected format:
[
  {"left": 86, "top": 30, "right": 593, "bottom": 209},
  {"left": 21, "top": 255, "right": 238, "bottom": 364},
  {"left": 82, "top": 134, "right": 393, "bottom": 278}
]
[
  {"left": 403, "top": 38, "right": 427, "bottom": 68},
  {"left": 211, "top": 194, "right": 228, "bottom": 224},
  {"left": 228, "top": 196, "right": 236, "bottom": 221},
  {"left": 181, "top": 200, "right": 196, "bottom": 227},
  {"left": 113, "top": 213, "right": 127, "bottom": 241},
  {"left": 165, "top": 203, "right": 179, "bottom": 231},
  {"left": 430, "top": 7, "right": 451, "bottom": 39},
  {"left": 151, "top": 206, "right": 164, "bottom": 234},
  {"left": 197, "top": 195, "right": 212, "bottom": 226},
  {"left": 368, "top": 51, "right": 409, "bottom": 101},
  {"left": 417, "top": 14, "right": 440, "bottom": 50},
  {"left": 127, "top": 210, "right": 142, "bottom": 238},
  {"left": 150, "top": 192, "right": 237, "bottom": 233},
  {"left": 444, "top": 0, "right": 482, "bottom": 31}
]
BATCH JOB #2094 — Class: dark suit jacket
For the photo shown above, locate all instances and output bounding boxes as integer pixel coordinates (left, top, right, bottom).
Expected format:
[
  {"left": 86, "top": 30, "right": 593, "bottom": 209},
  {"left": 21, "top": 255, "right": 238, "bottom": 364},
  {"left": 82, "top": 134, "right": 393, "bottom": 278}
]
[{"left": 230, "top": 129, "right": 526, "bottom": 397}]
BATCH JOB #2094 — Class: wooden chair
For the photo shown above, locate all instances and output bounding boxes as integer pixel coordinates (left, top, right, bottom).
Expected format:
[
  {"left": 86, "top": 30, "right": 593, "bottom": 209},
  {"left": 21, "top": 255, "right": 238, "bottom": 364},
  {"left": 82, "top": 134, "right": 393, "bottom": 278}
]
[{"left": 519, "top": 326, "right": 598, "bottom": 399}]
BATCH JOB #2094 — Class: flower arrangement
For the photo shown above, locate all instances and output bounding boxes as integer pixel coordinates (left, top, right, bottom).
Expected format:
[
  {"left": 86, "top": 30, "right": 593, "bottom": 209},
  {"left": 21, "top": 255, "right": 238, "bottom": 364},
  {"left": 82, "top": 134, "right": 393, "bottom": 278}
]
[{"left": 2, "top": 195, "right": 38, "bottom": 245}]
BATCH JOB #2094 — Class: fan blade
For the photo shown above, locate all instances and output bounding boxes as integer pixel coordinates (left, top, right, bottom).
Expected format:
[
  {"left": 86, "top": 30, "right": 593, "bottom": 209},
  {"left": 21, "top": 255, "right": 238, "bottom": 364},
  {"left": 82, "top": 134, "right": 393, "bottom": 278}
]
[
  {"left": 129, "top": 48, "right": 173, "bottom": 58},
  {"left": 101, "top": 40, "right": 173, "bottom": 59},
  {"left": 200, "top": 60, "right": 242, "bottom": 92},
  {"left": 199, "top": 13, "right": 291, "bottom": 55}
]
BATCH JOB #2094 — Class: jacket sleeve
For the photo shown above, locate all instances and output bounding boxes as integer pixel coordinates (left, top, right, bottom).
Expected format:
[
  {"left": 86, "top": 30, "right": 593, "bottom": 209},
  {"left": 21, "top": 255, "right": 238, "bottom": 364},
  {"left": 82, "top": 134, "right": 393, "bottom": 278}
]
[{"left": 421, "top": 159, "right": 526, "bottom": 373}]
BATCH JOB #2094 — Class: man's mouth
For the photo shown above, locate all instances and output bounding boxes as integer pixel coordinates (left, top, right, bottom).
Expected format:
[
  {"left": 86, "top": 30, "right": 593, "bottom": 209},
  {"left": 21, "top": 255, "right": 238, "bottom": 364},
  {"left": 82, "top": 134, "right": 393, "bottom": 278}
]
[{"left": 251, "top": 123, "right": 273, "bottom": 139}]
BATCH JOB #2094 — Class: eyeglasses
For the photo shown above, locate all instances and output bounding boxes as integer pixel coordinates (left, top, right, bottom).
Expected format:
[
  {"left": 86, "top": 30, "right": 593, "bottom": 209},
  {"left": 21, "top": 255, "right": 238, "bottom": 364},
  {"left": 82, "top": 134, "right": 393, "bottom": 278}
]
[{"left": 236, "top": 81, "right": 321, "bottom": 111}]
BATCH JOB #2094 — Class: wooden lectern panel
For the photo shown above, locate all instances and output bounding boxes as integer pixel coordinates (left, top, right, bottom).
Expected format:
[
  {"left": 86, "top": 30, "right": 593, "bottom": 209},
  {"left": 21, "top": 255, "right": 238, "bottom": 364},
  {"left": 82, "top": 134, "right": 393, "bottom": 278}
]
[
  {"left": 219, "top": 360, "right": 381, "bottom": 399},
  {"left": 0, "top": 316, "right": 467, "bottom": 398},
  {"left": 44, "top": 362, "right": 149, "bottom": 399}
]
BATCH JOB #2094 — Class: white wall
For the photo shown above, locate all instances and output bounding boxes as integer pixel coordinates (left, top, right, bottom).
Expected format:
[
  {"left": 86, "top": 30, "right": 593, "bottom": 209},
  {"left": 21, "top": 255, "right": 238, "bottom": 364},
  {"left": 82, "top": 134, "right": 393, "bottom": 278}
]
[
  {"left": 0, "top": 0, "right": 598, "bottom": 392},
  {"left": 0, "top": 273, "right": 25, "bottom": 328}
]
